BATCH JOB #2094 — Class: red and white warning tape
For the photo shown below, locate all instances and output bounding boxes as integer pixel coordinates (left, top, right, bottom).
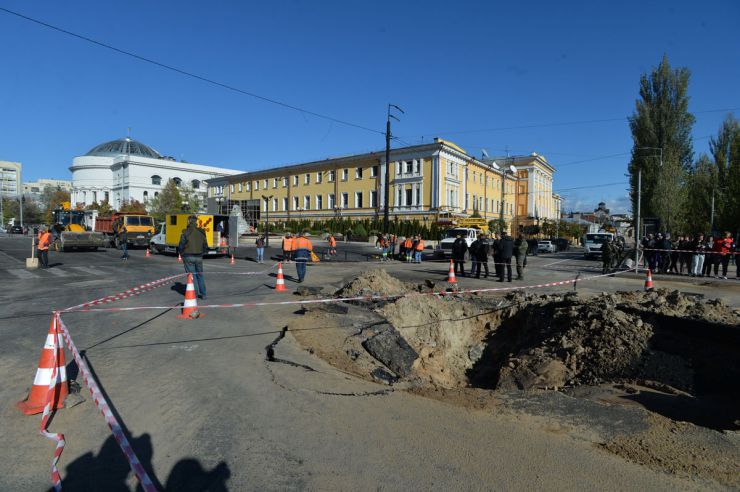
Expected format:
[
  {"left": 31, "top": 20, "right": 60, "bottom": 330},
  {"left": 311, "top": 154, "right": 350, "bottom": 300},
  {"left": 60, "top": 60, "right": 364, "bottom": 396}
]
[
  {"left": 63, "top": 273, "right": 187, "bottom": 312},
  {"left": 55, "top": 313, "right": 157, "bottom": 492}
]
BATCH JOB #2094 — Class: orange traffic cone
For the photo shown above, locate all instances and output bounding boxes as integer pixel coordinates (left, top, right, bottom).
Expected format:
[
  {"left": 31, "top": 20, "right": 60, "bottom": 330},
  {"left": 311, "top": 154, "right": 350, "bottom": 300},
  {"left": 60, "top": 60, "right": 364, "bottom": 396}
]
[
  {"left": 177, "top": 253, "right": 182, "bottom": 263},
  {"left": 145, "top": 248, "right": 150, "bottom": 258},
  {"left": 447, "top": 260, "right": 457, "bottom": 283},
  {"left": 644, "top": 269, "right": 654, "bottom": 291},
  {"left": 17, "top": 316, "right": 69, "bottom": 415},
  {"left": 275, "top": 263, "right": 287, "bottom": 292},
  {"left": 230, "top": 254, "right": 235, "bottom": 265},
  {"left": 177, "top": 273, "right": 201, "bottom": 319}
]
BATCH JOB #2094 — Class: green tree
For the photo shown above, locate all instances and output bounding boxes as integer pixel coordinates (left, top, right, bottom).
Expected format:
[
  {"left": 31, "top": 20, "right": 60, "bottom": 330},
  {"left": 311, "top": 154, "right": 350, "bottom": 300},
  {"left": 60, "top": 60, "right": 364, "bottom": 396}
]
[
  {"left": 628, "top": 55, "right": 695, "bottom": 232},
  {"left": 684, "top": 154, "right": 716, "bottom": 234},
  {"left": 709, "top": 114, "right": 740, "bottom": 233},
  {"left": 146, "top": 179, "right": 182, "bottom": 221},
  {"left": 119, "top": 199, "right": 147, "bottom": 213}
]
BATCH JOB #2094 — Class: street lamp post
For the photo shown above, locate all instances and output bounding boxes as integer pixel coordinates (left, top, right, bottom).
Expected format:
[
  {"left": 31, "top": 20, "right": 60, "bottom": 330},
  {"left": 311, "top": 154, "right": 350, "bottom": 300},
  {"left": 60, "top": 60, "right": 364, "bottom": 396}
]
[
  {"left": 262, "top": 195, "right": 273, "bottom": 247},
  {"left": 383, "top": 104, "right": 404, "bottom": 234},
  {"left": 634, "top": 147, "right": 662, "bottom": 273},
  {"left": 492, "top": 160, "right": 517, "bottom": 235}
]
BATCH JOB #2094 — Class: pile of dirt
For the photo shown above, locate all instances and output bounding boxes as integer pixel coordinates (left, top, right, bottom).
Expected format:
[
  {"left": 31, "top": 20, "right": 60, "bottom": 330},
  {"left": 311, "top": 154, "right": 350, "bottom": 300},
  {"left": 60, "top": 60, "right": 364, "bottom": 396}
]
[{"left": 334, "top": 269, "right": 411, "bottom": 298}]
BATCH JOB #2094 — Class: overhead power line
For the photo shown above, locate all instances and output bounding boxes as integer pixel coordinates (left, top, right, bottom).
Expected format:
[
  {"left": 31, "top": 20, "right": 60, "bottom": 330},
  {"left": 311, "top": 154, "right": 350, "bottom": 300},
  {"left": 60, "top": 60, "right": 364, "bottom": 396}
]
[{"left": 0, "top": 7, "right": 385, "bottom": 136}]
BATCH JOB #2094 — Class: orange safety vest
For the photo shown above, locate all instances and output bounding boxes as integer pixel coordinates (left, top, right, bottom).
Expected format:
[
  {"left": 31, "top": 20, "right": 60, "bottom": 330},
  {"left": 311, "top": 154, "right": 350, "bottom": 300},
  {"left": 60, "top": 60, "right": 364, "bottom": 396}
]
[
  {"left": 404, "top": 239, "right": 413, "bottom": 249},
  {"left": 295, "top": 237, "right": 312, "bottom": 251},
  {"left": 38, "top": 232, "right": 51, "bottom": 251},
  {"left": 415, "top": 240, "right": 425, "bottom": 251},
  {"left": 283, "top": 237, "right": 294, "bottom": 251},
  {"left": 329, "top": 236, "right": 336, "bottom": 247}
]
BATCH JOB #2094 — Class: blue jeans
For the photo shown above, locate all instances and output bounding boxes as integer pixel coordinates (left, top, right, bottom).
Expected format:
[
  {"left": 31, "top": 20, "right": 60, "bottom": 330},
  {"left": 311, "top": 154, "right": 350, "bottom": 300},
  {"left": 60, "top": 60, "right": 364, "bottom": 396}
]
[
  {"left": 121, "top": 242, "right": 128, "bottom": 259},
  {"left": 183, "top": 255, "right": 206, "bottom": 298},
  {"left": 414, "top": 250, "right": 422, "bottom": 263},
  {"left": 256, "top": 247, "right": 264, "bottom": 262},
  {"left": 295, "top": 260, "right": 307, "bottom": 281}
]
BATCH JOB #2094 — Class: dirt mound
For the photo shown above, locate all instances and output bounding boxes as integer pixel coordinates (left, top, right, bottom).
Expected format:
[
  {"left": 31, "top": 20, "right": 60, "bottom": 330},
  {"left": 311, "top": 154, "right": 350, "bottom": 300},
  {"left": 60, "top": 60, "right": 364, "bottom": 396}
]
[{"left": 335, "top": 269, "right": 411, "bottom": 298}]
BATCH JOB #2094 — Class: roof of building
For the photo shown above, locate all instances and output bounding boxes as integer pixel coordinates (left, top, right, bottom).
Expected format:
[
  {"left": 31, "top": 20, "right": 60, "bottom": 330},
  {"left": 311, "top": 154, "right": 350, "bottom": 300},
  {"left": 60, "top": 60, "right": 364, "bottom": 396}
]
[{"left": 85, "top": 138, "right": 163, "bottom": 159}]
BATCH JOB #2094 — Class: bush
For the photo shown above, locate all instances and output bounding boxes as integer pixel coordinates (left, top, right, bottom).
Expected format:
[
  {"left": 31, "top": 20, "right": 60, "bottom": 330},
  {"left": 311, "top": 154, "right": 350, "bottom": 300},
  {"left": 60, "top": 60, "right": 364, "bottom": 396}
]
[{"left": 353, "top": 223, "right": 368, "bottom": 237}]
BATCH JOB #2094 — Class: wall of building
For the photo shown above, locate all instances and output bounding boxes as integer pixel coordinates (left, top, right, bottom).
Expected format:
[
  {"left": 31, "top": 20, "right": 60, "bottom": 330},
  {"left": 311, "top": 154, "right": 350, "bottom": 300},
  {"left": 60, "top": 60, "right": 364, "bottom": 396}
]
[{"left": 0, "top": 161, "right": 22, "bottom": 197}]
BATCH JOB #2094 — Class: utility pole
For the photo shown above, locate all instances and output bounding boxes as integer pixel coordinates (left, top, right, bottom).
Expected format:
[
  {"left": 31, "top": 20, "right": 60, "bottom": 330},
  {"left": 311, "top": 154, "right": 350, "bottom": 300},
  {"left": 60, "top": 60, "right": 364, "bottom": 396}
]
[
  {"left": 634, "top": 146, "right": 662, "bottom": 273},
  {"left": 383, "top": 104, "right": 404, "bottom": 234}
]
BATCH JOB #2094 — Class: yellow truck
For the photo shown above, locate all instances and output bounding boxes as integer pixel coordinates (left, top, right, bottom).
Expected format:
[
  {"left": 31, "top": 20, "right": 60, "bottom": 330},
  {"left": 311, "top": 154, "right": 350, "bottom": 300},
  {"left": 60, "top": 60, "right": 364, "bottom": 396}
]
[{"left": 149, "top": 213, "right": 230, "bottom": 256}]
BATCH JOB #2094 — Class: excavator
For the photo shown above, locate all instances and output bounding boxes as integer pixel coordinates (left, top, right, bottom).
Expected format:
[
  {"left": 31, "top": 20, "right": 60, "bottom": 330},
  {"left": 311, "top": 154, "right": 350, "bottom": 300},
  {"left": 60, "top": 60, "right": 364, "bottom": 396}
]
[{"left": 51, "top": 202, "right": 106, "bottom": 252}]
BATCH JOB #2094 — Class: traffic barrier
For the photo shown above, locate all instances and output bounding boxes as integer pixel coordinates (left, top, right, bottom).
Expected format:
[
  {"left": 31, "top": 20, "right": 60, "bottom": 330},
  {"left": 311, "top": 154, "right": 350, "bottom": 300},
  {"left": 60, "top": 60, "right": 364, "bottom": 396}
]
[
  {"left": 55, "top": 314, "right": 157, "bottom": 491},
  {"left": 644, "top": 269, "right": 654, "bottom": 291},
  {"left": 17, "top": 315, "right": 68, "bottom": 416},
  {"left": 275, "top": 263, "right": 287, "bottom": 292},
  {"left": 177, "top": 273, "right": 201, "bottom": 319},
  {"left": 63, "top": 273, "right": 186, "bottom": 312},
  {"left": 447, "top": 260, "right": 457, "bottom": 283},
  {"left": 145, "top": 248, "right": 150, "bottom": 258}
]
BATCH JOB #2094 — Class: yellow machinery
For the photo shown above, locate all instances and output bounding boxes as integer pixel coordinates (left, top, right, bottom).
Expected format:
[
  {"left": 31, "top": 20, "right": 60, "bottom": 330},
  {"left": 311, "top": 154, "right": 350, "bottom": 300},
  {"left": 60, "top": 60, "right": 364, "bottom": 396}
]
[{"left": 51, "top": 202, "right": 106, "bottom": 251}]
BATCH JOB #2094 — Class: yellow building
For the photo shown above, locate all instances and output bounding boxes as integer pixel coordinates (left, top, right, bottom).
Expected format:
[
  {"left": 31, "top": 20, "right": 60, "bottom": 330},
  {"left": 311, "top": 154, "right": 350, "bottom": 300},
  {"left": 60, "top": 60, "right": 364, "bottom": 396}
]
[{"left": 206, "top": 139, "right": 561, "bottom": 234}]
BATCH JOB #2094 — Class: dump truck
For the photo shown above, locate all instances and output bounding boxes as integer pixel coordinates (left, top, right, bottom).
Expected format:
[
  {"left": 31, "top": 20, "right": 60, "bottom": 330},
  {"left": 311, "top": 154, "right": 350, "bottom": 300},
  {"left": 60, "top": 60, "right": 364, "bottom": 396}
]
[
  {"left": 149, "top": 213, "right": 230, "bottom": 256},
  {"left": 51, "top": 203, "right": 107, "bottom": 252},
  {"left": 94, "top": 212, "right": 155, "bottom": 248}
]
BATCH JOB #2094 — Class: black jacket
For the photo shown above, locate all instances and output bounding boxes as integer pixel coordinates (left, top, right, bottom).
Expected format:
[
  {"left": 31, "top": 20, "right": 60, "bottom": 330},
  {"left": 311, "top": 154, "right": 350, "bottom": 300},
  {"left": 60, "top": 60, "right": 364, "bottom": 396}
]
[
  {"left": 451, "top": 237, "right": 468, "bottom": 259},
  {"left": 179, "top": 225, "right": 208, "bottom": 256},
  {"left": 471, "top": 239, "right": 490, "bottom": 260},
  {"left": 497, "top": 236, "right": 514, "bottom": 259}
]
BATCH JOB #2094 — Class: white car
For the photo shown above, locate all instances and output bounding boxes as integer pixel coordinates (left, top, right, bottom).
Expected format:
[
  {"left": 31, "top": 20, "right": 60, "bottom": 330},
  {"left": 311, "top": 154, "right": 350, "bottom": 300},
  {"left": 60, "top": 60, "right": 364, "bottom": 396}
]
[{"left": 537, "top": 240, "right": 557, "bottom": 253}]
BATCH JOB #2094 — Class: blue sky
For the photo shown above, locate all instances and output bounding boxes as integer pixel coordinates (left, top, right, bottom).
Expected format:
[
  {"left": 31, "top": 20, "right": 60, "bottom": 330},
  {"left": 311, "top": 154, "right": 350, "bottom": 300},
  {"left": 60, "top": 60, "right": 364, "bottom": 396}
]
[{"left": 1, "top": 1, "right": 738, "bottom": 213}]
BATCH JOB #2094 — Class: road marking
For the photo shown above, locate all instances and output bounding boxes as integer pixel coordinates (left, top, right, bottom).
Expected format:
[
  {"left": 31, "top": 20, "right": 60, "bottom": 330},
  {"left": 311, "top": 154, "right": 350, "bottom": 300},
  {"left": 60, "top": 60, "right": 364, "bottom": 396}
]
[
  {"left": 68, "top": 266, "right": 106, "bottom": 275},
  {"left": 542, "top": 258, "right": 571, "bottom": 267},
  {"left": 45, "top": 268, "right": 67, "bottom": 277},
  {"left": 0, "top": 249, "right": 23, "bottom": 264},
  {"left": 7, "top": 268, "right": 40, "bottom": 279}
]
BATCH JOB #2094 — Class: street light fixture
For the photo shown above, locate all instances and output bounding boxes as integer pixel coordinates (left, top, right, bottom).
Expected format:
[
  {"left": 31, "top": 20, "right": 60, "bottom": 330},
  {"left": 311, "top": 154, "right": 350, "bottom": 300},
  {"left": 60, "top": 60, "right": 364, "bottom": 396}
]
[{"left": 262, "top": 195, "right": 273, "bottom": 247}]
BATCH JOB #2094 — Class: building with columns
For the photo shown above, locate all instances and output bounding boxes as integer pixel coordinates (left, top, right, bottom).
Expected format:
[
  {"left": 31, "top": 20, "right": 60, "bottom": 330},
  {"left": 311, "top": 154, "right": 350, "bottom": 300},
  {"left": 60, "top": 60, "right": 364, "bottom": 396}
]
[
  {"left": 70, "top": 137, "right": 241, "bottom": 210},
  {"left": 206, "top": 138, "right": 561, "bottom": 233}
]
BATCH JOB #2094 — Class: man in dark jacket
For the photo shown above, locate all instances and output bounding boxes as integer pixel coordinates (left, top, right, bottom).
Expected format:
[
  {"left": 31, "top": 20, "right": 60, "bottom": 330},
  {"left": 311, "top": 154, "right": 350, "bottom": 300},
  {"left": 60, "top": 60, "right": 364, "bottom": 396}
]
[
  {"left": 179, "top": 216, "right": 209, "bottom": 299},
  {"left": 451, "top": 234, "right": 468, "bottom": 277},
  {"left": 514, "top": 234, "right": 528, "bottom": 280},
  {"left": 492, "top": 233, "right": 502, "bottom": 279},
  {"left": 471, "top": 234, "right": 491, "bottom": 278},
  {"left": 496, "top": 233, "right": 515, "bottom": 282},
  {"left": 120, "top": 226, "right": 129, "bottom": 260}
]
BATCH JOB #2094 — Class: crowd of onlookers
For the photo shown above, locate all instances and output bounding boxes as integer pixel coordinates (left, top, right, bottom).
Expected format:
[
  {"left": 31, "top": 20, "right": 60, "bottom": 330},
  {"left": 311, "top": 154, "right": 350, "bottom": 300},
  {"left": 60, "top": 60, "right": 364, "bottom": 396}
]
[{"left": 641, "top": 231, "right": 737, "bottom": 279}]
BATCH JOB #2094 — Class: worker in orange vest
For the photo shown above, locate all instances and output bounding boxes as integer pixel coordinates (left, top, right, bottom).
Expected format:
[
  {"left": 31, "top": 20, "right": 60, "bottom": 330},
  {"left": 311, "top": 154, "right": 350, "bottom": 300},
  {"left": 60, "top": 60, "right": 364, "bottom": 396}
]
[
  {"left": 37, "top": 225, "right": 52, "bottom": 268},
  {"left": 294, "top": 232, "right": 313, "bottom": 282},
  {"left": 328, "top": 234, "right": 337, "bottom": 256},
  {"left": 282, "top": 233, "right": 294, "bottom": 263},
  {"left": 404, "top": 237, "right": 414, "bottom": 262},
  {"left": 414, "top": 235, "right": 425, "bottom": 263}
]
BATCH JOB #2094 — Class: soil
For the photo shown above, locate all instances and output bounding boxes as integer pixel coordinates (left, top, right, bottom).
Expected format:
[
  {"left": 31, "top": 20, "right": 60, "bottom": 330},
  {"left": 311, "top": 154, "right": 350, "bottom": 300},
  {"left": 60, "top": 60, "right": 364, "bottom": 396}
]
[{"left": 289, "top": 271, "right": 740, "bottom": 487}]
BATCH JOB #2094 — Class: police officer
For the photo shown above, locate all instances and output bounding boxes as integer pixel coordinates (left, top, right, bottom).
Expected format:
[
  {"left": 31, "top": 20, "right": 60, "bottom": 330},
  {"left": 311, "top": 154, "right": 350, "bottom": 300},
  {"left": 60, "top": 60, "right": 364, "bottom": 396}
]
[
  {"left": 514, "top": 234, "right": 528, "bottom": 280},
  {"left": 451, "top": 234, "right": 468, "bottom": 277},
  {"left": 471, "top": 233, "right": 490, "bottom": 278},
  {"left": 496, "top": 233, "right": 514, "bottom": 282},
  {"left": 601, "top": 236, "right": 614, "bottom": 274}
]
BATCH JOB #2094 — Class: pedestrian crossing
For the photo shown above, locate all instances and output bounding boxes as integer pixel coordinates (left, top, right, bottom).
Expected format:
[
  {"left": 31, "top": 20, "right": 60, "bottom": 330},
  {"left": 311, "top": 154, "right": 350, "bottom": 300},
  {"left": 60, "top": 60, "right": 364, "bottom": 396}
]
[{"left": 3, "top": 264, "right": 146, "bottom": 280}]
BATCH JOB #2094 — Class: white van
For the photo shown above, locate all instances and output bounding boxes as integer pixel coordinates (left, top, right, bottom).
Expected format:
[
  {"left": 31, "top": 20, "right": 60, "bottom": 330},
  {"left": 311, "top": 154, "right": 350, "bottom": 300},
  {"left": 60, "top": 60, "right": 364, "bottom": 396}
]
[{"left": 583, "top": 232, "right": 614, "bottom": 259}]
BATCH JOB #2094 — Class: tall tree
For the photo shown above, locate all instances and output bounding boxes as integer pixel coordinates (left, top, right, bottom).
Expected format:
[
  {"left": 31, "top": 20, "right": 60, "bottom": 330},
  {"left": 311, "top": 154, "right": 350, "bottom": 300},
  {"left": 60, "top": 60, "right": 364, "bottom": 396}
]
[
  {"left": 709, "top": 114, "right": 740, "bottom": 233},
  {"left": 628, "top": 55, "right": 695, "bottom": 232},
  {"left": 146, "top": 179, "right": 183, "bottom": 221},
  {"left": 684, "top": 154, "right": 716, "bottom": 234}
]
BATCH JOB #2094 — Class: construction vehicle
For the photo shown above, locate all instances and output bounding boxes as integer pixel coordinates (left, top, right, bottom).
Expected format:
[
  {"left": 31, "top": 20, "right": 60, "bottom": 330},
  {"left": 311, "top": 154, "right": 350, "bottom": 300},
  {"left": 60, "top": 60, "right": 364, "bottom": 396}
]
[
  {"left": 94, "top": 212, "right": 155, "bottom": 248},
  {"left": 51, "top": 202, "right": 106, "bottom": 252},
  {"left": 149, "top": 213, "right": 230, "bottom": 256}
]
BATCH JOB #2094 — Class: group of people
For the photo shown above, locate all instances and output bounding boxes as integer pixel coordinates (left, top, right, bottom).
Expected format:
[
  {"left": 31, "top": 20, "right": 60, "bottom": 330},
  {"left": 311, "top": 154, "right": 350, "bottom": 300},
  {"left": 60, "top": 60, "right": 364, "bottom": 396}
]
[
  {"left": 376, "top": 234, "right": 425, "bottom": 263},
  {"left": 641, "top": 231, "right": 737, "bottom": 279},
  {"left": 451, "top": 232, "right": 530, "bottom": 282},
  {"left": 277, "top": 232, "right": 315, "bottom": 281}
]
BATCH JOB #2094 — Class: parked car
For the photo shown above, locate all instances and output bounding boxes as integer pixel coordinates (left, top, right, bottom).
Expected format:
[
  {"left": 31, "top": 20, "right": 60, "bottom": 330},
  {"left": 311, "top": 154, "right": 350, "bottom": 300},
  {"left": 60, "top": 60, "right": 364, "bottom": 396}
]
[
  {"left": 9, "top": 225, "right": 24, "bottom": 234},
  {"left": 537, "top": 240, "right": 557, "bottom": 253}
]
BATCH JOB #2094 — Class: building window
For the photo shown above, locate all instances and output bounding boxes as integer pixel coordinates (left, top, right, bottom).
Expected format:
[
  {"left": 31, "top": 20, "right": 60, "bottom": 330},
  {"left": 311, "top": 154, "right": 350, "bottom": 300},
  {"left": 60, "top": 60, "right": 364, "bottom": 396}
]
[
  {"left": 293, "top": 196, "right": 299, "bottom": 210},
  {"left": 173, "top": 177, "right": 182, "bottom": 186},
  {"left": 304, "top": 174, "right": 310, "bottom": 185},
  {"left": 238, "top": 182, "right": 242, "bottom": 192},
  {"left": 282, "top": 197, "right": 288, "bottom": 211},
  {"left": 304, "top": 195, "right": 310, "bottom": 210},
  {"left": 255, "top": 180, "right": 259, "bottom": 190},
  {"left": 328, "top": 170, "right": 335, "bottom": 182},
  {"left": 192, "top": 180, "right": 200, "bottom": 190},
  {"left": 293, "top": 175, "right": 298, "bottom": 186},
  {"left": 316, "top": 172, "right": 322, "bottom": 184},
  {"left": 416, "top": 187, "right": 422, "bottom": 206},
  {"left": 154, "top": 192, "right": 159, "bottom": 197},
  {"left": 370, "top": 190, "right": 378, "bottom": 207},
  {"left": 282, "top": 177, "right": 288, "bottom": 188},
  {"left": 342, "top": 169, "right": 348, "bottom": 181},
  {"left": 341, "top": 192, "right": 348, "bottom": 208},
  {"left": 142, "top": 191, "right": 148, "bottom": 201},
  {"left": 405, "top": 161, "right": 413, "bottom": 174},
  {"left": 465, "top": 193, "right": 469, "bottom": 210},
  {"left": 396, "top": 162, "right": 401, "bottom": 175},
  {"left": 355, "top": 167, "right": 363, "bottom": 179},
  {"left": 405, "top": 189, "right": 413, "bottom": 206},
  {"left": 398, "top": 188, "right": 403, "bottom": 206},
  {"left": 272, "top": 198, "right": 278, "bottom": 211},
  {"left": 355, "top": 192, "right": 363, "bottom": 208},
  {"left": 316, "top": 195, "right": 323, "bottom": 210},
  {"left": 263, "top": 179, "right": 268, "bottom": 189},
  {"left": 273, "top": 178, "right": 278, "bottom": 189},
  {"left": 151, "top": 175, "right": 162, "bottom": 185},
  {"left": 415, "top": 160, "right": 421, "bottom": 174},
  {"left": 371, "top": 166, "right": 378, "bottom": 177},
  {"left": 328, "top": 193, "right": 335, "bottom": 209},
  {"left": 230, "top": 184, "right": 235, "bottom": 193}
]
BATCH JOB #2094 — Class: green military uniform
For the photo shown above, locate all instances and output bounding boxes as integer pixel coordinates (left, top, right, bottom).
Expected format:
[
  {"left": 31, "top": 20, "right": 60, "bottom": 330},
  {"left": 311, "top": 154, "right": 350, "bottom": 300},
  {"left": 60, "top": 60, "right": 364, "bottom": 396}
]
[{"left": 601, "top": 238, "right": 615, "bottom": 274}]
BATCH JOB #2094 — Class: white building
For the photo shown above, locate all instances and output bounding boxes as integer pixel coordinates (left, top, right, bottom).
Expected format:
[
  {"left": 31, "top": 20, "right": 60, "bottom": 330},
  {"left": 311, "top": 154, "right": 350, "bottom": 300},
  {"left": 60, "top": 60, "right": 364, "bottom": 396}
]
[
  {"left": 70, "top": 138, "right": 241, "bottom": 209},
  {"left": 0, "top": 161, "right": 22, "bottom": 197},
  {"left": 22, "top": 178, "right": 72, "bottom": 199}
]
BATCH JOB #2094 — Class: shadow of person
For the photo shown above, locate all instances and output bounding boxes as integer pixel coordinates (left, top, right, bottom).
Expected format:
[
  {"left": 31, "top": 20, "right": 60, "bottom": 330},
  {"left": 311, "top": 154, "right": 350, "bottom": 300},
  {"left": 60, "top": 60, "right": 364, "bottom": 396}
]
[
  {"left": 171, "top": 282, "right": 186, "bottom": 296},
  {"left": 164, "top": 459, "right": 231, "bottom": 491},
  {"left": 51, "top": 433, "right": 159, "bottom": 492}
]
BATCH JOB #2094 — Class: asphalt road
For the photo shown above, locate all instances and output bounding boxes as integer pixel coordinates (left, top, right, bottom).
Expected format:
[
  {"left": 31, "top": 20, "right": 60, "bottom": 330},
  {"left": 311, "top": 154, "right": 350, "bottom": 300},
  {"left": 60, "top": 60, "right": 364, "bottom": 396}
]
[{"left": 1, "top": 234, "right": 737, "bottom": 490}]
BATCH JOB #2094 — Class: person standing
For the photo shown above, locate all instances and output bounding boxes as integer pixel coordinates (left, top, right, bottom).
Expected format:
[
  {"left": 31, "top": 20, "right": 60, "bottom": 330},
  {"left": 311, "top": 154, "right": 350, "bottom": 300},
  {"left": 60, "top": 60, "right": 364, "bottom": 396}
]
[
  {"left": 496, "top": 233, "right": 514, "bottom": 282},
  {"left": 514, "top": 234, "right": 528, "bottom": 280},
  {"left": 389, "top": 234, "right": 397, "bottom": 260},
  {"left": 328, "top": 234, "right": 337, "bottom": 256},
  {"left": 601, "top": 236, "right": 614, "bottom": 274},
  {"left": 179, "top": 216, "right": 208, "bottom": 299},
  {"left": 120, "top": 226, "right": 129, "bottom": 260},
  {"left": 678, "top": 235, "right": 690, "bottom": 275},
  {"left": 37, "top": 225, "right": 52, "bottom": 268},
  {"left": 414, "top": 235, "right": 424, "bottom": 263},
  {"left": 713, "top": 231, "right": 734, "bottom": 279},
  {"left": 404, "top": 236, "right": 413, "bottom": 262},
  {"left": 492, "top": 232, "right": 502, "bottom": 280},
  {"left": 471, "top": 233, "right": 490, "bottom": 279},
  {"left": 255, "top": 234, "right": 265, "bottom": 263},
  {"left": 703, "top": 235, "right": 715, "bottom": 277},
  {"left": 690, "top": 233, "right": 706, "bottom": 277},
  {"left": 282, "top": 233, "right": 293, "bottom": 263},
  {"left": 294, "top": 232, "right": 313, "bottom": 283},
  {"left": 379, "top": 234, "right": 388, "bottom": 261},
  {"left": 451, "top": 234, "right": 468, "bottom": 277}
]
